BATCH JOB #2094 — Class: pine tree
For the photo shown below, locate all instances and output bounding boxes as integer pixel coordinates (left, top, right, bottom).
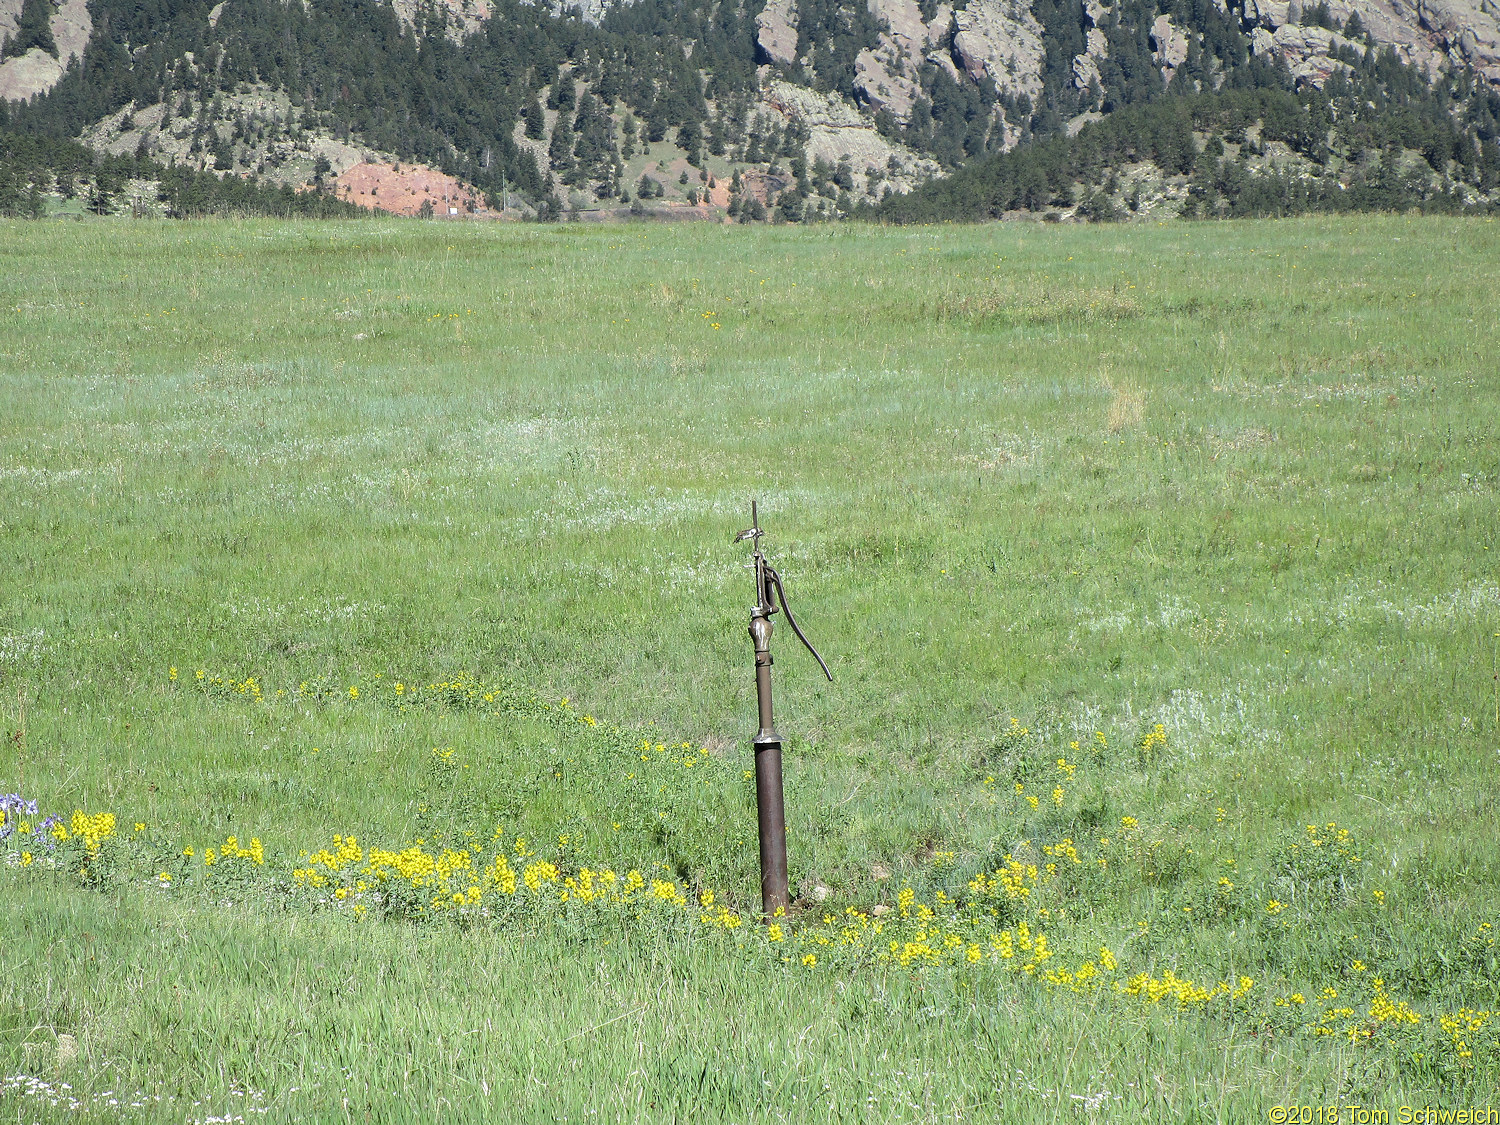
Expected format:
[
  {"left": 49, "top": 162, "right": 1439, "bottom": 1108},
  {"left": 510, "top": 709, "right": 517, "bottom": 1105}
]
[
  {"left": 523, "top": 97, "right": 546, "bottom": 141},
  {"left": 210, "top": 131, "right": 234, "bottom": 172},
  {"left": 4, "top": 0, "right": 58, "bottom": 59},
  {"left": 572, "top": 94, "right": 614, "bottom": 179},
  {"left": 549, "top": 75, "right": 575, "bottom": 117},
  {"left": 548, "top": 115, "right": 576, "bottom": 181}
]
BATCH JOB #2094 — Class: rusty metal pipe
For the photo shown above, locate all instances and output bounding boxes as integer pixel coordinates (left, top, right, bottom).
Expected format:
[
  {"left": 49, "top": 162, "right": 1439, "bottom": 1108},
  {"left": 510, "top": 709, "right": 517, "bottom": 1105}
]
[
  {"left": 735, "top": 501, "right": 829, "bottom": 922},
  {"left": 754, "top": 736, "right": 790, "bottom": 919},
  {"left": 750, "top": 607, "right": 788, "bottom": 916}
]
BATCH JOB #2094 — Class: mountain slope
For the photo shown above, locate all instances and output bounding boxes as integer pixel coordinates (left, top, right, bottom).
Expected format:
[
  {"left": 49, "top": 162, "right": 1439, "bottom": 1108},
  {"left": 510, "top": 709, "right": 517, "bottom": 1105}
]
[
  {"left": 1, "top": 0, "right": 1498, "bottom": 219},
  {"left": 875, "top": 23, "right": 1500, "bottom": 221}
]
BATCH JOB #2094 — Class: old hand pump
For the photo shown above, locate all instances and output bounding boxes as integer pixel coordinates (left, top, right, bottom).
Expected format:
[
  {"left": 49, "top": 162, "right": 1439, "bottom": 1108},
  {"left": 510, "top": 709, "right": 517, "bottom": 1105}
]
[{"left": 734, "top": 501, "right": 832, "bottom": 918}]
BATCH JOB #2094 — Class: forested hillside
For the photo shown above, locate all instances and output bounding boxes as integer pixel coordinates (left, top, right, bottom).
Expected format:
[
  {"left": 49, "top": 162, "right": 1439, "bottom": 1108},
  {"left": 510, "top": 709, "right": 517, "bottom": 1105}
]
[
  {"left": 1, "top": 0, "right": 1498, "bottom": 219},
  {"left": 876, "top": 49, "right": 1500, "bottom": 220}
]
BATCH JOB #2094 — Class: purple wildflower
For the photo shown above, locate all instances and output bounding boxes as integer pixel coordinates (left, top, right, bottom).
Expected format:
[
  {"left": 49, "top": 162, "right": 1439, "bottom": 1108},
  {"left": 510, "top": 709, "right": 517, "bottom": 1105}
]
[
  {"left": 0, "top": 794, "right": 39, "bottom": 839},
  {"left": 37, "top": 814, "right": 61, "bottom": 848}
]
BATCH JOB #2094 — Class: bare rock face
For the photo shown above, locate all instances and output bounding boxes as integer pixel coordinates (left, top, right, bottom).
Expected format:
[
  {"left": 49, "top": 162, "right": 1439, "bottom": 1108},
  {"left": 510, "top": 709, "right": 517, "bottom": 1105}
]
[
  {"left": 854, "top": 47, "right": 913, "bottom": 116},
  {"left": 1242, "top": 0, "right": 1293, "bottom": 24},
  {"left": 853, "top": 0, "right": 953, "bottom": 122},
  {"left": 0, "top": 0, "right": 20, "bottom": 44},
  {"left": 951, "top": 0, "right": 1046, "bottom": 103},
  {"left": 1419, "top": 0, "right": 1500, "bottom": 79},
  {"left": 1071, "top": 51, "right": 1101, "bottom": 90},
  {"left": 1252, "top": 21, "right": 1365, "bottom": 84},
  {"left": 1069, "top": 0, "right": 1109, "bottom": 91},
  {"left": 0, "top": 48, "right": 63, "bottom": 101},
  {"left": 760, "top": 77, "right": 941, "bottom": 193},
  {"left": 1242, "top": 0, "right": 1441, "bottom": 71},
  {"left": 0, "top": 0, "right": 90, "bottom": 102},
  {"left": 1234, "top": 0, "right": 1500, "bottom": 81},
  {"left": 388, "top": 0, "right": 491, "bottom": 38},
  {"left": 873, "top": 0, "right": 947, "bottom": 48},
  {"left": 47, "top": 0, "right": 86, "bottom": 57},
  {"left": 756, "top": 0, "right": 799, "bottom": 66},
  {"left": 1150, "top": 14, "right": 1190, "bottom": 81},
  {"left": 1072, "top": 28, "right": 1107, "bottom": 89}
]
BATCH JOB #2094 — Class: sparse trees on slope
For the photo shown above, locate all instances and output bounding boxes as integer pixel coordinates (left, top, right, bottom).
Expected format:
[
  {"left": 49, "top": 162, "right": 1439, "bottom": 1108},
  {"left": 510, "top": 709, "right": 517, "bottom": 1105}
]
[{"left": 3, "top": 0, "right": 58, "bottom": 60}]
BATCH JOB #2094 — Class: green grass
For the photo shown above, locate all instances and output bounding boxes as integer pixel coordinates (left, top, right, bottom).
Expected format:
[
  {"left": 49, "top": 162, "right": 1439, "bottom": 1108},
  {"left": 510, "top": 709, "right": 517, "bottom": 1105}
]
[{"left": 2, "top": 213, "right": 1499, "bottom": 1122}]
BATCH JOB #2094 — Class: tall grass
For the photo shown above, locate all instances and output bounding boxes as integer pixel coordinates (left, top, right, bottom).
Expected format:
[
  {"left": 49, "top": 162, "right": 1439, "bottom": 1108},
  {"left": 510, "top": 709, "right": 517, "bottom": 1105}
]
[{"left": 1, "top": 214, "right": 1498, "bottom": 1121}]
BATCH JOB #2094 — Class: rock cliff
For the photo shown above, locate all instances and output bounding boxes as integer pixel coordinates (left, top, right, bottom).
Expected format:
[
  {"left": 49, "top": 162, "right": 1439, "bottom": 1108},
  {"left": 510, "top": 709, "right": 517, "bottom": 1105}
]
[
  {"left": 1251, "top": 21, "right": 1367, "bottom": 85},
  {"left": 1233, "top": 0, "right": 1500, "bottom": 83},
  {"left": 0, "top": 0, "right": 90, "bottom": 102},
  {"left": 1071, "top": 0, "right": 1109, "bottom": 93},
  {"left": 761, "top": 77, "right": 942, "bottom": 192},
  {"left": 950, "top": 0, "right": 1046, "bottom": 103},
  {"left": 390, "top": 0, "right": 491, "bottom": 37},
  {"left": 756, "top": 0, "right": 799, "bottom": 65},
  {"left": 853, "top": 0, "right": 954, "bottom": 123},
  {"left": 1150, "top": 14, "right": 1190, "bottom": 81}
]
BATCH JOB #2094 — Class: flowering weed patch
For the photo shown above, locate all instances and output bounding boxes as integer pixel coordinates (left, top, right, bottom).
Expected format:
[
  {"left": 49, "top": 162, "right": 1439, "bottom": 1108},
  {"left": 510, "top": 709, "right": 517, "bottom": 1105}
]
[{"left": 5, "top": 691, "right": 1496, "bottom": 1086}]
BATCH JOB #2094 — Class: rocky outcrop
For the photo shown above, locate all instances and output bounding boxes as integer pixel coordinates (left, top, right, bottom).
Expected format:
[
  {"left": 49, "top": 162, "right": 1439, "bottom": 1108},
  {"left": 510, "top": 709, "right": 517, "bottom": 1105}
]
[
  {"left": 1072, "top": 44, "right": 1103, "bottom": 91},
  {"left": 389, "top": 0, "right": 491, "bottom": 38},
  {"left": 0, "top": 0, "right": 90, "bottom": 102},
  {"left": 1251, "top": 21, "right": 1365, "bottom": 85},
  {"left": 1150, "top": 14, "right": 1190, "bottom": 81},
  {"left": 1234, "top": 0, "right": 1500, "bottom": 82},
  {"left": 760, "top": 77, "right": 942, "bottom": 194},
  {"left": 756, "top": 0, "right": 799, "bottom": 65},
  {"left": 853, "top": 0, "right": 953, "bottom": 122},
  {"left": 1418, "top": 0, "right": 1500, "bottom": 80},
  {"left": 951, "top": 0, "right": 1046, "bottom": 103},
  {"left": 854, "top": 47, "right": 914, "bottom": 117},
  {"left": 1071, "top": 0, "right": 1109, "bottom": 91},
  {"left": 0, "top": 48, "right": 63, "bottom": 101},
  {"left": 78, "top": 86, "right": 377, "bottom": 187}
]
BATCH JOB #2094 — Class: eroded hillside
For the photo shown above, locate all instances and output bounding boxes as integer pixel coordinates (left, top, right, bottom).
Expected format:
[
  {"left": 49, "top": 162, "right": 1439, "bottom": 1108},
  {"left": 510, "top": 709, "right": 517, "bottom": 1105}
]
[{"left": 2, "top": 0, "right": 1498, "bottom": 219}]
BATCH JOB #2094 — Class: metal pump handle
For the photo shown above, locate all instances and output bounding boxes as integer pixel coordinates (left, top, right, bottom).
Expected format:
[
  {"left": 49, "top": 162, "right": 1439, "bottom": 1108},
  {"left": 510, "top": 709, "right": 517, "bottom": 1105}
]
[{"left": 734, "top": 502, "right": 832, "bottom": 681}]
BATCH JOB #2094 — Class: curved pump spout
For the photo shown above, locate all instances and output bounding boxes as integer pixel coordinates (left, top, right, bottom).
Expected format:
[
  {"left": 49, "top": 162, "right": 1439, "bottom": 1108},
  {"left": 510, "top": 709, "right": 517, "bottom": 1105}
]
[{"left": 734, "top": 500, "right": 833, "bottom": 681}]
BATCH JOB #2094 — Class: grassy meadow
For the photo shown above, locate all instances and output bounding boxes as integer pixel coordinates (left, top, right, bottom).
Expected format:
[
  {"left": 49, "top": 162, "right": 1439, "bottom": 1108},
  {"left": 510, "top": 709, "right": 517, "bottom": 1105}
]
[{"left": 2, "top": 214, "right": 1499, "bottom": 1123}]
